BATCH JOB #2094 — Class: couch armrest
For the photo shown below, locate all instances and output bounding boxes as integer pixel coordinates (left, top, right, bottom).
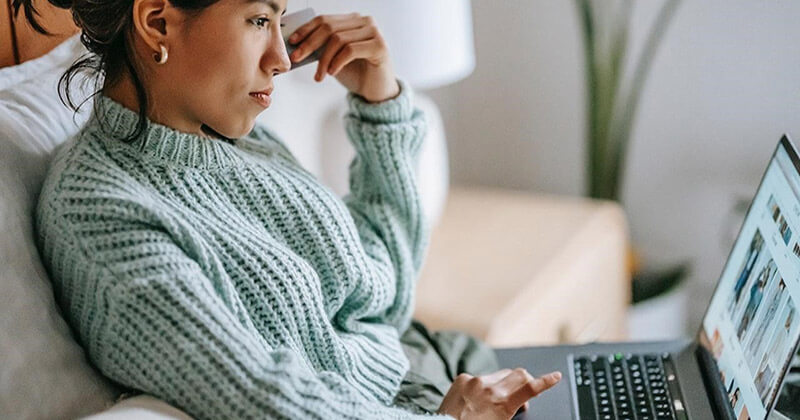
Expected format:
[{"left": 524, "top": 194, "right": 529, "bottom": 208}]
[{"left": 414, "top": 186, "right": 632, "bottom": 347}]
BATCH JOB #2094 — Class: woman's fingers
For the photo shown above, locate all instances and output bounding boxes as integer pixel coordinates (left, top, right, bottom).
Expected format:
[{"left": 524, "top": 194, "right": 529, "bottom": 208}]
[
  {"left": 441, "top": 369, "right": 561, "bottom": 419},
  {"left": 289, "top": 13, "right": 357, "bottom": 44},
  {"left": 497, "top": 369, "right": 537, "bottom": 409},
  {"left": 328, "top": 39, "right": 385, "bottom": 76},
  {"left": 478, "top": 368, "right": 513, "bottom": 386},
  {"left": 501, "top": 370, "right": 562, "bottom": 411},
  {"left": 289, "top": 14, "right": 370, "bottom": 63},
  {"left": 523, "top": 371, "right": 562, "bottom": 397},
  {"left": 315, "top": 25, "right": 377, "bottom": 81}
]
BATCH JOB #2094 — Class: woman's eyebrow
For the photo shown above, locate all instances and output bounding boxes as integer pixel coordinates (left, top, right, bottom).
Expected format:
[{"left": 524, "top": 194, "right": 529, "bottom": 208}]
[{"left": 244, "top": 0, "right": 286, "bottom": 15}]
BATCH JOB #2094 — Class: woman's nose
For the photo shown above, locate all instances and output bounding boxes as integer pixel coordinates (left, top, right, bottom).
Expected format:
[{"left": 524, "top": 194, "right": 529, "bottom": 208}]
[{"left": 266, "top": 31, "right": 292, "bottom": 76}]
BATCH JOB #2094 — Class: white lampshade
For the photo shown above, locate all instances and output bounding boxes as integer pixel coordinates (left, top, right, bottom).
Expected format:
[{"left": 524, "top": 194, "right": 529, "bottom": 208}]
[{"left": 305, "top": 0, "right": 475, "bottom": 90}]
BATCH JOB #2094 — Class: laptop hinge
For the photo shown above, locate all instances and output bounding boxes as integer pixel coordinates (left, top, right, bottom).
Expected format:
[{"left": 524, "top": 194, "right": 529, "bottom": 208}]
[{"left": 695, "top": 345, "right": 736, "bottom": 420}]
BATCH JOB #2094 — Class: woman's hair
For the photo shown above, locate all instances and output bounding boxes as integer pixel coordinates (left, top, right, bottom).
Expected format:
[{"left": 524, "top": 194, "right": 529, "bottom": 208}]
[{"left": 11, "top": 0, "right": 218, "bottom": 143}]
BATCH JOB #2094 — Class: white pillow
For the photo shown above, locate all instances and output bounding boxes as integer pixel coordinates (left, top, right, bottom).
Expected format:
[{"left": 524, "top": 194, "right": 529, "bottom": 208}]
[
  {"left": 80, "top": 395, "right": 193, "bottom": 420},
  {"left": 0, "top": 34, "right": 122, "bottom": 419}
]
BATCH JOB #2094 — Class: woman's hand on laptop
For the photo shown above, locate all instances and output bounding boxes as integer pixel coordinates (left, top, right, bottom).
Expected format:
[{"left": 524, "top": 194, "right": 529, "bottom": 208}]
[
  {"left": 437, "top": 368, "right": 562, "bottom": 420},
  {"left": 288, "top": 13, "right": 400, "bottom": 103}
]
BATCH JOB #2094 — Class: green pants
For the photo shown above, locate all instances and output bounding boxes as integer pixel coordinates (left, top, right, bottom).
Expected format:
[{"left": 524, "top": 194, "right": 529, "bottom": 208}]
[{"left": 392, "top": 319, "right": 500, "bottom": 414}]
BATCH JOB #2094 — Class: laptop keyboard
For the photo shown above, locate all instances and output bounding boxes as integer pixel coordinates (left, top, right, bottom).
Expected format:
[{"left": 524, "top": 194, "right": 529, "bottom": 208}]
[{"left": 572, "top": 353, "right": 687, "bottom": 420}]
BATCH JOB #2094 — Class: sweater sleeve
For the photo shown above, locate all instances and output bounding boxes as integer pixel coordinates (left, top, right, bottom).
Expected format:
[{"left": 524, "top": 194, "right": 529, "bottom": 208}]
[
  {"left": 36, "top": 200, "right": 446, "bottom": 420},
  {"left": 342, "top": 78, "right": 430, "bottom": 334}
]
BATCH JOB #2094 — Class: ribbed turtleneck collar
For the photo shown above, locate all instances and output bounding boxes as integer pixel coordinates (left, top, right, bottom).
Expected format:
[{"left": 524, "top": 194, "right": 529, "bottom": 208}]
[{"left": 87, "top": 94, "right": 244, "bottom": 169}]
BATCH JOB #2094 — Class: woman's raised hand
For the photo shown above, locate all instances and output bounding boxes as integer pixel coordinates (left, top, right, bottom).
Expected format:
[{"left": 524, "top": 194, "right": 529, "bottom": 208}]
[
  {"left": 288, "top": 13, "right": 400, "bottom": 104},
  {"left": 437, "top": 368, "right": 562, "bottom": 420}
]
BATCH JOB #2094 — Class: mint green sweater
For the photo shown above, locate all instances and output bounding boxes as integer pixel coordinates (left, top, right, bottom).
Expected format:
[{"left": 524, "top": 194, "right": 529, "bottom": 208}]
[{"left": 35, "top": 79, "right": 449, "bottom": 419}]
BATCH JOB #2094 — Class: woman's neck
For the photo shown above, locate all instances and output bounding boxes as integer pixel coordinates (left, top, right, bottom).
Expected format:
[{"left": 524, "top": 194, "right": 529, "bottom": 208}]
[{"left": 101, "top": 73, "right": 219, "bottom": 140}]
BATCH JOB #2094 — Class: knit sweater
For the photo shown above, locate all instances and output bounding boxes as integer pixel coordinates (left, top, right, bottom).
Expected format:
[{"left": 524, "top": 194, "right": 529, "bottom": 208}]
[{"left": 35, "top": 79, "right": 450, "bottom": 419}]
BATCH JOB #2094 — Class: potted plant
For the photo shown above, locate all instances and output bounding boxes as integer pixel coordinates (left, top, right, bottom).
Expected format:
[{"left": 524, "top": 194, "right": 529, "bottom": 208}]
[{"left": 574, "top": 0, "right": 686, "bottom": 304}]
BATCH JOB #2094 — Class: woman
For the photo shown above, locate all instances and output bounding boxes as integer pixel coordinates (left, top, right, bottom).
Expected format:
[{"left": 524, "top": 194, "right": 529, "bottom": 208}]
[{"left": 15, "top": 0, "right": 561, "bottom": 418}]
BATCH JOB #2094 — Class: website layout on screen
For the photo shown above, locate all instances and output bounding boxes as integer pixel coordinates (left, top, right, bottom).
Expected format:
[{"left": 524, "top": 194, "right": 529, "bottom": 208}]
[{"left": 703, "top": 144, "right": 800, "bottom": 420}]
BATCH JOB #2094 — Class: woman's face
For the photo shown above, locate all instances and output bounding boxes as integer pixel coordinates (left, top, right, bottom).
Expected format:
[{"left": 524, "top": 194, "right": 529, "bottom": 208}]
[{"left": 147, "top": 0, "right": 291, "bottom": 138}]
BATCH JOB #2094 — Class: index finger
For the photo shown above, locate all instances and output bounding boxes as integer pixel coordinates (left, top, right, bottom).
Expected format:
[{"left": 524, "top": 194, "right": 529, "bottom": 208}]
[{"left": 507, "top": 371, "right": 562, "bottom": 407}]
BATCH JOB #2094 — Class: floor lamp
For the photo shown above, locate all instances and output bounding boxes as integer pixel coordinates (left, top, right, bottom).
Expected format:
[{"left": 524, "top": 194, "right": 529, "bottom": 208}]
[{"left": 313, "top": 0, "right": 476, "bottom": 227}]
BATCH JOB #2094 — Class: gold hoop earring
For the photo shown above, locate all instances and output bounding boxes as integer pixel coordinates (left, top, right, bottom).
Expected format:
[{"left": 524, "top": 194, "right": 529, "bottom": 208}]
[{"left": 154, "top": 44, "right": 168, "bottom": 64}]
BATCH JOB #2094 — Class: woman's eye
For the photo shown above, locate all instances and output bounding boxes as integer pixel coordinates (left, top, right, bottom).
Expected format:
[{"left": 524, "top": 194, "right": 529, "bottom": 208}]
[{"left": 251, "top": 18, "right": 286, "bottom": 29}]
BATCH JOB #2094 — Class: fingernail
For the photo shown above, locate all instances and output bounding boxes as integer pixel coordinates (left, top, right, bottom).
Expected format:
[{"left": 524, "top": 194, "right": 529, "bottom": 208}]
[{"left": 551, "top": 371, "right": 562, "bottom": 381}]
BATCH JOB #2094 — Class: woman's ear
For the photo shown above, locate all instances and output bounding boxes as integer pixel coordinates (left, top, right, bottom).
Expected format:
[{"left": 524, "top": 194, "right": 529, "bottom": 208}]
[{"left": 131, "top": 0, "right": 178, "bottom": 54}]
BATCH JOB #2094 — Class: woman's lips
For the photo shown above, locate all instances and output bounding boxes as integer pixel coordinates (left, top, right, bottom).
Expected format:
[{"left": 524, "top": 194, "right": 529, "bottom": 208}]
[{"left": 249, "top": 92, "right": 271, "bottom": 108}]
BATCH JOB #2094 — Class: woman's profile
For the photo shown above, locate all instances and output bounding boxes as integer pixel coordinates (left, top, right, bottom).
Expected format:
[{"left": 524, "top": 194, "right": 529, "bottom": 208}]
[{"left": 12, "top": 0, "right": 561, "bottom": 418}]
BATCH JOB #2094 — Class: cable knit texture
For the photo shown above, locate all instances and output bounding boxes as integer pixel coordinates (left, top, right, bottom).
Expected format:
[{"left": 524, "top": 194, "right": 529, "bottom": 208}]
[{"left": 34, "top": 79, "right": 450, "bottom": 419}]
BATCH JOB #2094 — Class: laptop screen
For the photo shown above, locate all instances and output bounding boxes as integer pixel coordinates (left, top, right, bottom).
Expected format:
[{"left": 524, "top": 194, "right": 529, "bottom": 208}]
[{"left": 701, "top": 137, "right": 800, "bottom": 420}]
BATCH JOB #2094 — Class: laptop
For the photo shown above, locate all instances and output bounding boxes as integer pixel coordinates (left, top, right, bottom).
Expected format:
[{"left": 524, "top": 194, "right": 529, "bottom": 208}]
[{"left": 497, "top": 135, "right": 800, "bottom": 420}]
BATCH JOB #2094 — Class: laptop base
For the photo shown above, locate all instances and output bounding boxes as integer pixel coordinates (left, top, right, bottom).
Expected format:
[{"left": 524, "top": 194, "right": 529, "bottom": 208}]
[{"left": 496, "top": 339, "right": 717, "bottom": 420}]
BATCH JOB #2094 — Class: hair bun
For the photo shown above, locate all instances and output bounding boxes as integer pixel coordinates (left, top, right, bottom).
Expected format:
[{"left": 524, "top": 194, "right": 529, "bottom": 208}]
[{"left": 49, "top": 0, "right": 73, "bottom": 9}]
